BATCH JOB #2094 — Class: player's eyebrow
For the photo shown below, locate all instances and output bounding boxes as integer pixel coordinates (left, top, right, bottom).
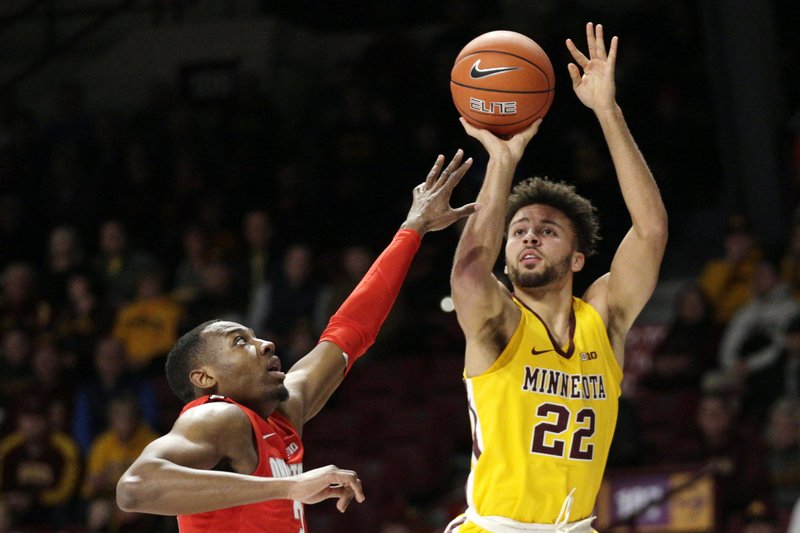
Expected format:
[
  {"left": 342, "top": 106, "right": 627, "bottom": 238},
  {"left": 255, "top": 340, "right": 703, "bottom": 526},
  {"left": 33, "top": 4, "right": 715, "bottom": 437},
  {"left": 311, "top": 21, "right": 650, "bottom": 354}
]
[
  {"left": 222, "top": 326, "right": 255, "bottom": 338},
  {"left": 510, "top": 216, "right": 564, "bottom": 230},
  {"left": 540, "top": 219, "right": 564, "bottom": 230}
]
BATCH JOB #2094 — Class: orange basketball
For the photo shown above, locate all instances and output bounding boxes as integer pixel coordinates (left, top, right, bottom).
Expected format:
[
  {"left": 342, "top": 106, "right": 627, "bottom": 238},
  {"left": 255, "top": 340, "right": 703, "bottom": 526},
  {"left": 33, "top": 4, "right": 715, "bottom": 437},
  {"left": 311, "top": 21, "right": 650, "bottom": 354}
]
[{"left": 450, "top": 30, "right": 555, "bottom": 136}]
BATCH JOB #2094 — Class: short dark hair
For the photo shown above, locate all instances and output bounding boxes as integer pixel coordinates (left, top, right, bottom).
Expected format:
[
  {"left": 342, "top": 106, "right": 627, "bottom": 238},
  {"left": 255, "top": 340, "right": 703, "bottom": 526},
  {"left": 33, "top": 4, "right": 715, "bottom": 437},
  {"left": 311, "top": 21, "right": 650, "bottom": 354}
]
[
  {"left": 506, "top": 177, "right": 601, "bottom": 257},
  {"left": 165, "top": 319, "right": 222, "bottom": 403}
]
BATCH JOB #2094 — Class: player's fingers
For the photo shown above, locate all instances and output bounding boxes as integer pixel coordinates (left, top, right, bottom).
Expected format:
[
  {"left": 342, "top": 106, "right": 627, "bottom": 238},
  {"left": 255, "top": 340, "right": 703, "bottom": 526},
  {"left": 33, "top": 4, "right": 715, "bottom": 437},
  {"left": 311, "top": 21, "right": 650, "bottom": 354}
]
[
  {"left": 585, "top": 22, "right": 596, "bottom": 58},
  {"left": 567, "top": 63, "right": 581, "bottom": 87},
  {"left": 514, "top": 118, "right": 543, "bottom": 144},
  {"left": 335, "top": 486, "right": 356, "bottom": 513},
  {"left": 426, "top": 155, "right": 445, "bottom": 189},
  {"left": 595, "top": 23, "right": 607, "bottom": 60},
  {"left": 565, "top": 39, "right": 588, "bottom": 67},
  {"left": 459, "top": 117, "right": 483, "bottom": 139},
  {"left": 452, "top": 202, "right": 480, "bottom": 220},
  {"left": 443, "top": 157, "right": 473, "bottom": 191},
  {"left": 437, "top": 149, "right": 464, "bottom": 187},
  {"left": 607, "top": 36, "right": 619, "bottom": 69},
  {"left": 328, "top": 470, "right": 365, "bottom": 503}
]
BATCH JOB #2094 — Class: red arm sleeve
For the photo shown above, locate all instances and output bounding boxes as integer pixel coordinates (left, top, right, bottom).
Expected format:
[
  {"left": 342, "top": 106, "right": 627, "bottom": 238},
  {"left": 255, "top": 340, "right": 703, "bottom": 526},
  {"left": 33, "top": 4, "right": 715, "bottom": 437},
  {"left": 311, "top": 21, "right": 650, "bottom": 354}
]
[{"left": 319, "top": 229, "right": 421, "bottom": 375}]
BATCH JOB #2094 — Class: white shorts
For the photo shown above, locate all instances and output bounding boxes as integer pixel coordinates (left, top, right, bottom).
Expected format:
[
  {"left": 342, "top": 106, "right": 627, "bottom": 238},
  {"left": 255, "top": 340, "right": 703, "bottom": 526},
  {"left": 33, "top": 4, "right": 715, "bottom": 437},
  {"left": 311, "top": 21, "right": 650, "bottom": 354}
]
[{"left": 444, "top": 511, "right": 595, "bottom": 533}]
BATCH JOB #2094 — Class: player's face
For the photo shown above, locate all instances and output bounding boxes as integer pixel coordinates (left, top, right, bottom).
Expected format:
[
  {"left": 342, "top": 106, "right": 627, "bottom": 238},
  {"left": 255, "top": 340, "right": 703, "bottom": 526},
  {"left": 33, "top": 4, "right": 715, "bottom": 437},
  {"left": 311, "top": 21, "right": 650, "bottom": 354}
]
[
  {"left": 504, "top": 204, "right": 583, "bottom": 289},
  {"left": 201, "top": 321, "right": 289, "bottom": 404}
]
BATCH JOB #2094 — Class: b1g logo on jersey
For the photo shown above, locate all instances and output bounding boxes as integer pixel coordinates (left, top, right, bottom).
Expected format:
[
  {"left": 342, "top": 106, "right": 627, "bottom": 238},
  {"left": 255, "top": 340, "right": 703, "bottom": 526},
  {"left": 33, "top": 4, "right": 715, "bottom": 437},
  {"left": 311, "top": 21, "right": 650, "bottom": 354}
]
[{"left": 580, "top": 351, "right": 598, "bottom": 361}]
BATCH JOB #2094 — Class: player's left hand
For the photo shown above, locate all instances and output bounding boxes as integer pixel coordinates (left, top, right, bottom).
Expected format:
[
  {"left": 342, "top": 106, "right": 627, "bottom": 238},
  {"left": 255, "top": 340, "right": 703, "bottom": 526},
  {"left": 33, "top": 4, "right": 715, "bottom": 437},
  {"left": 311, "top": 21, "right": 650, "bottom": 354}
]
[
  {"left": 566, "top": 22, "right": 618, "bottom": 113},
  {"left": 288, "top": 465, "right": 365, "bottom": 512},
  {"left": 402, "top": 149, "right": 479, "bottom": 234}
]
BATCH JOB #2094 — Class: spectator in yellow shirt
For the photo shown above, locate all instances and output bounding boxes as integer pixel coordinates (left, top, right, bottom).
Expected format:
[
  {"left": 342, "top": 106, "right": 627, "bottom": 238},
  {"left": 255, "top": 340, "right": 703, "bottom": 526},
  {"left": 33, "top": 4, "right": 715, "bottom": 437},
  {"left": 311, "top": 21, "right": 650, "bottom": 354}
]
[
  {"left": 112, "top": 268, "right": 184, "bottom": 375},
  {"left": 0, "top": 397, "right": 80, "bottom": 529},
  {"left": 83, "top": 394, "right": 158, "bottom": 532},
  {"left": 699, "top": 214, "right": 763, "bottom": 325}
]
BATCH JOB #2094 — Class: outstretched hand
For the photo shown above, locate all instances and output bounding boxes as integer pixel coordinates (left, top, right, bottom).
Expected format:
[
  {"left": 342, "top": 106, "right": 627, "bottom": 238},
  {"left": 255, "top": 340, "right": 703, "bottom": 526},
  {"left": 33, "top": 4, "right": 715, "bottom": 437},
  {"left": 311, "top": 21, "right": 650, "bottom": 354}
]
[
  {"left": 288, "top": 465, "right": 365, "bottom": 513},
  {"left": 459, "top": 117, "right": 542, "bottom": 163},
  {"left": 402, "top": 149, "right": 479, "bottom": 234},
  {"left": 566, "top": 22, "right": 618, "bottom": 113}
]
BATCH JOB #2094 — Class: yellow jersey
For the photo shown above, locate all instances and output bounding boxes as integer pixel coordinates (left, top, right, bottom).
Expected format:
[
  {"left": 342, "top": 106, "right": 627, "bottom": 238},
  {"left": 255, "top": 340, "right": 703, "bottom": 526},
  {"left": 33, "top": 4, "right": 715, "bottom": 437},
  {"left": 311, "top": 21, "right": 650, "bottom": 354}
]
[{"left": 459, "top": 296, "right": 622, "bottom": 529}]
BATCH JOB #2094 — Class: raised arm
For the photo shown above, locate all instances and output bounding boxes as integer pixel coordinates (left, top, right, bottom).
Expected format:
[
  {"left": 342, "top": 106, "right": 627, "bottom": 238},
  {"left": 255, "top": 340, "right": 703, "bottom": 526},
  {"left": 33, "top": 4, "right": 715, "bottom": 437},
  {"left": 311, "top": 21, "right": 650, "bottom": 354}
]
[
  {"left": 279, "top": 152, "right": 478, "bottom": 428},
  {"left": 451, "top": 118, "right": 541, "bottom": 375},
  {"left": 571, "top": 23, "right": 668, "bottom": 351},
  {"left": 116, "top": 402, "right": 364, "bottom": 515}
]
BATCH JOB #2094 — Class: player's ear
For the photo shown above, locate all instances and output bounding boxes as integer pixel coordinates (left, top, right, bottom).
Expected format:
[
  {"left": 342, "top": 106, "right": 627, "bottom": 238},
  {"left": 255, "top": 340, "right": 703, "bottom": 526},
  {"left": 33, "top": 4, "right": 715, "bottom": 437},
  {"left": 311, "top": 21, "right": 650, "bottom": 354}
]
[
  {"left": 190, "top": 366, "right": 216, "bottom": 391},
  {"left": 571, "top": 252, "right": 585, "bottom": 272}
]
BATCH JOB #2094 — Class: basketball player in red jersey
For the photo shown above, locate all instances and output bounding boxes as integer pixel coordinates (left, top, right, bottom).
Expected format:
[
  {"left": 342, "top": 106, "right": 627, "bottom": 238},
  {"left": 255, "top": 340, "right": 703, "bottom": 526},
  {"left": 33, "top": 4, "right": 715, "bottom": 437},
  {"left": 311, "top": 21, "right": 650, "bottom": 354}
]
[{"left": 116, "top": 151, "right": 478, "bottom": 532}]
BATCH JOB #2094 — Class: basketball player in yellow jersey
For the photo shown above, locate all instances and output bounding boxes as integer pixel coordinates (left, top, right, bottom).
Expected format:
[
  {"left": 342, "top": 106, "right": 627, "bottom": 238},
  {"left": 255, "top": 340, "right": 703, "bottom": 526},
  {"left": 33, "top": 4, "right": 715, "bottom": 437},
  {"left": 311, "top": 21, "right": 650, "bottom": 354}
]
[{"left": 446, "top": 23, "right": 668, "bottom": 533}]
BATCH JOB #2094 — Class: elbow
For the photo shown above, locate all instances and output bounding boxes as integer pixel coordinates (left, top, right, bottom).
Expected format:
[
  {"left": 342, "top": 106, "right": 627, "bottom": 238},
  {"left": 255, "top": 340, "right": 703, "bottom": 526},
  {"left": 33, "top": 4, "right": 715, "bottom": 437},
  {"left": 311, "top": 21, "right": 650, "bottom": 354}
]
[
  {"left": 638, "top": 211, "right": 669, "bottom": 247},
  {"left": 116, "top": 475, "right": 139, "bottom": 512},
  {"left": 116, "top": 468, "right": 154, "bottom": 513}
]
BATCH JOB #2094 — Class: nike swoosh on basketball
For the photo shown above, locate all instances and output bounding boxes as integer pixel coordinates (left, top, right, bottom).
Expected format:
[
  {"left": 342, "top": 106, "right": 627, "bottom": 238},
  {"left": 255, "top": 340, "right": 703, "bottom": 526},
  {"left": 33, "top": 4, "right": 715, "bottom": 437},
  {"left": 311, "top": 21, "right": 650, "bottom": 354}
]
[
  {"left": 531, "top": 347, "right": 553, "bottom": 355},
  {"left": 469, "top": 59, "right": 521, "bottom": 79}
]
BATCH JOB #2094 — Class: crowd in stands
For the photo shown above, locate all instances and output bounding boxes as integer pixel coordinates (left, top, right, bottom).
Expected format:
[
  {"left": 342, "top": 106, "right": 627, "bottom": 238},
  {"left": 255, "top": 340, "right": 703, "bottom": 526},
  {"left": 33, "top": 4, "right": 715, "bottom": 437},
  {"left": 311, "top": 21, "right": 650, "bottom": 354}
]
[{"left": 0, "top": 0, "right": 799, "bottom": 532}]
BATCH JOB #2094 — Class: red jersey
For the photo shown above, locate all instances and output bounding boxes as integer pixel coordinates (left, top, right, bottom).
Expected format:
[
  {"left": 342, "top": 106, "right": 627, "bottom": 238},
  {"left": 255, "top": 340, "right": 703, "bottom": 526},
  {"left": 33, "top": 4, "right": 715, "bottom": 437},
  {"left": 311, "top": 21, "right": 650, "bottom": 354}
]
[{"left": 177, "top": 395, "right": 306, "bottom": 533}]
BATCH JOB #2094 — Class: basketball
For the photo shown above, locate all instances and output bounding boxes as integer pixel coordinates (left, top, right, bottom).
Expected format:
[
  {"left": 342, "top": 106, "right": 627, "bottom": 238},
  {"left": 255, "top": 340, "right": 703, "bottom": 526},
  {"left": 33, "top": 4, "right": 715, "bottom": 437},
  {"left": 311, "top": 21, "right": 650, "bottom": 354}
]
[{"left": 450, "top": 30, "right": 555, "bottom": 136}]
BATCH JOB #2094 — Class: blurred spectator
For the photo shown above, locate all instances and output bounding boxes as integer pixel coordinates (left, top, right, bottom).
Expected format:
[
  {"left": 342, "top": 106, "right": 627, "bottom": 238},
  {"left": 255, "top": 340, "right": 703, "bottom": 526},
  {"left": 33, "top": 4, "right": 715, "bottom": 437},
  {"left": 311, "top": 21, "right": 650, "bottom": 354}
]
[
  {"left": 718, "top": 258, "right": 800, "bottom": 418},
  {"left": 673, "top": 392, "right": 769, "bottom": 525},
  {"left": 52, "top": 273, "right": 112, "bottom": 370},
  {"left": 741, "top": 313, "right": 800, "bottom": 421},
  {"left": 19, "top": 339, "right": 74, "bottom": 433},
  {"left": 42, "top": 225, "right": 86, "bottom": 311},
  {"left": 763, "top": 397, "right": 800, "bottom": 511},
  {"left": 183, "top": 259, "right": 243, "bottom": 327},
  {"left": 112, "top": 268, "right": 184, "bottom": 375},
  {"left": 781, "top": 219, "right": 800, "bottom": 300},
  {"left": 71, "top": 337, "right": 158, "bottom": 453},
  {"left": 172, "top": 225, "right": 210, "bottom": 305},
  {"left": 699, "top": 214, "right": 762, "bottom": 324},
  {"left": 280, "top": 318, "right": 318, "bottom": 369},
  {"left": 779, "top": 315, "right": 800, "bottom": 398},
  {"left": 82, "top": 395, "right": 158, "bottom": 533},
  {"left": 235, "top": 210, "right": 276, "bottom": 330},
  {"left": 90, "top": 220, "right": 156, "bottom": 310},
  {"left": 0, "top": 329, "right": 34, "bottom": 422},
  {"left": 263, "top": 243, "right": 329, "bottom": 338},
  {"left": 740, "top": 500, "right": 780, "bottom": 533},
  {"left": 0, "top": 397, "right": 81, "bottom": 529},
  {"left": 0, "top": 262, "right": 52, "bottom": 334},
  {"left": 642, "top": 283, "right": 719, "bottom": 392}
]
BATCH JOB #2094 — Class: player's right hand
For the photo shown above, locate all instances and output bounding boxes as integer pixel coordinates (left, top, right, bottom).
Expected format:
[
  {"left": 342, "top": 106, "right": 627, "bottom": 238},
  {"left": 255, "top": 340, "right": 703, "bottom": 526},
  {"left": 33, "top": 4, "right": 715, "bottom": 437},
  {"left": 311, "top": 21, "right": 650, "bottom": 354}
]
[
  {"left": 287, "top": 465, "right": 365, "bottom": 512},
  {"left": 460, "top": 117, "right": 541, "bottom": 163}
]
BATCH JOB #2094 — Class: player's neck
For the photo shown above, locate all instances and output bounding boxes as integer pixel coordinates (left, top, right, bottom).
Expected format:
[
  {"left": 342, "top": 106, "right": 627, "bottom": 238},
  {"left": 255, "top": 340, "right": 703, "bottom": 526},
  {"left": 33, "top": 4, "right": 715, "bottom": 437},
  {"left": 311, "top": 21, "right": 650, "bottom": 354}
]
[
  {"left": 235, "top": 396, "right": 281, "bottom": 420},
  {"left": 513, "top": 282, "right": 574, "bottom": 338}
]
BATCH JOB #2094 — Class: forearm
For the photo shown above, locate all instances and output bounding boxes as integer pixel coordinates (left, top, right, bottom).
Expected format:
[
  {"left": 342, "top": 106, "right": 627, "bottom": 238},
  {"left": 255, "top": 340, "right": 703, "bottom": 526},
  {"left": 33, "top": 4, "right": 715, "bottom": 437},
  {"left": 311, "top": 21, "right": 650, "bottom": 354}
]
[
  {"left": 117, "top": 460, "right": 291, "bottom": 515},
  {"left": 596, "top": 105, "right": 667, "bottom": 233},
  {"left": 718, "top": 315, "right": 749, "bottom": 369},
  {"left": 454, "top": 154, "right": 516, "bottom": 275},
  {"left": 746, "top": 342, "right": 783, "bottom": 372}
]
